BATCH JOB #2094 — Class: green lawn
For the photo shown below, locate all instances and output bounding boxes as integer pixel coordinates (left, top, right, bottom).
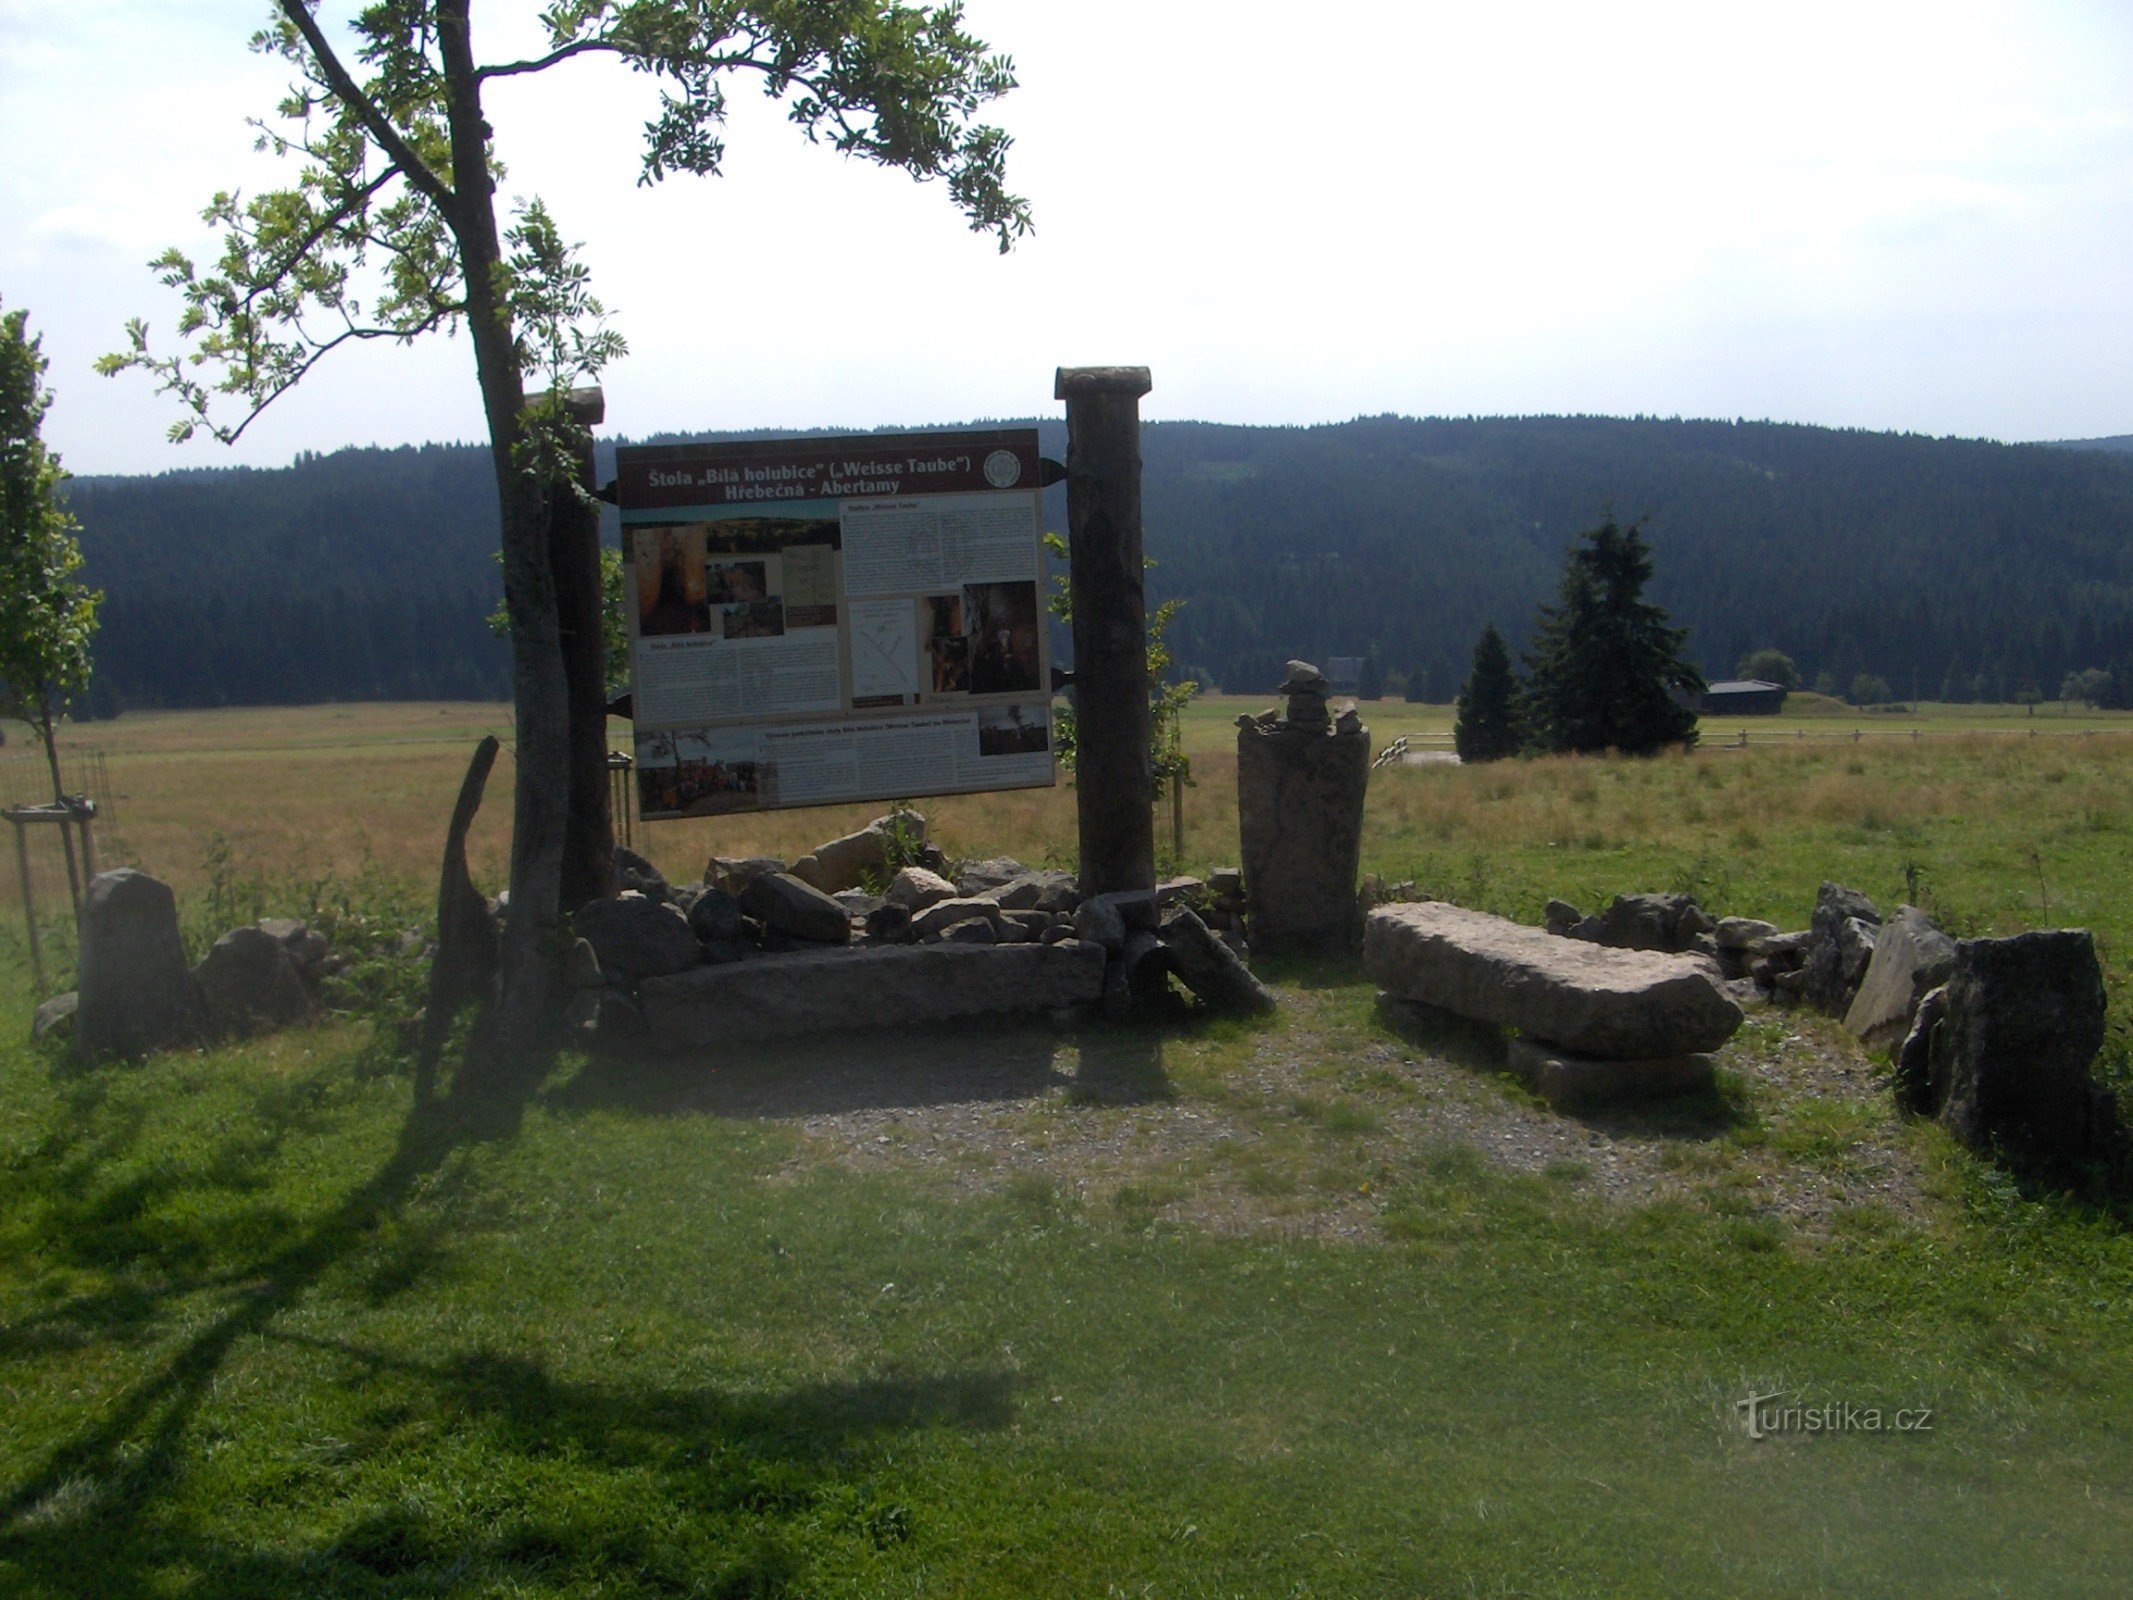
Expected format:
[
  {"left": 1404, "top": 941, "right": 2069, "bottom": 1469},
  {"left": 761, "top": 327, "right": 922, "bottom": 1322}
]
[
  {"left": 4, "top": 972, "right": 2133, "bottom": 1596},
  {"left": 4, "top": 709, "right": 2133, "bottom": 1595}
]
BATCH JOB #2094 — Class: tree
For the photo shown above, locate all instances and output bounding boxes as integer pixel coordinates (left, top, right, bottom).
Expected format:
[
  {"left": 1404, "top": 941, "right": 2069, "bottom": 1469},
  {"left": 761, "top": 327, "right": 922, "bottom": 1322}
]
[
  {"left": 1451, "top": 623, "right": 1520, "bottom": 762},
  {"left": 1849, "top": 673, "right": 1892, "bottom": 707},
  {"left": 0, "top": 301, "right": 103, "bottom": 911},
  {"left": 1522, "top": 517, "right": 1701, "bottom": 755},
  {"left": 2060, "top": 667, "right": 2113, "bottom": 709},
  {"left": 1356, "top": 646, "right": 1384, "bottom": 701},
  {"left": 1735, "top": 647, "right": 1799, "bottom": 689},
  {"left": 101, "top": 2, "right": 1029, "bottom": 1051}
]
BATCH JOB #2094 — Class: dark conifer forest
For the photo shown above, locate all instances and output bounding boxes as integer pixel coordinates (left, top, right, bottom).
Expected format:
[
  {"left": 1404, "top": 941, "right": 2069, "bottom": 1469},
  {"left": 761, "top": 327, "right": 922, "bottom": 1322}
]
[{"left": 60, "top": 416, "right": 2133, "bottom": 713}]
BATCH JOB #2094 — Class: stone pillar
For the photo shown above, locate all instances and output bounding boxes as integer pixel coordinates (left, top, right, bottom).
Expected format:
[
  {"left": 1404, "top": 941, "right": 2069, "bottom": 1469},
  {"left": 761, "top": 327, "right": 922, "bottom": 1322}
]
[
  {"left": 1237, "top": 661, "right": 1370, "bottom": 953},
  {"left": 74, "top": 867, "right": 205, "bottom": 1058},
  {"left": 556, "top": 384, "right": 617, "bottom": 913},
  {"left": 1056, "top": 365, "right": 1155, "bottom": 897}
]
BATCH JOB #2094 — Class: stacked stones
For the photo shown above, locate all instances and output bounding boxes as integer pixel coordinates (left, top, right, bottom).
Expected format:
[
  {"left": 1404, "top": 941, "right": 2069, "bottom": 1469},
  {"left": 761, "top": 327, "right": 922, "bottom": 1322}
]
[
  {"left": 1235, "top": 659, "right": 1371, "bottom": 954},
  {"left": 563, "top": 822, "right": 1277, "bottom": 1049},
  {"left": 1543, "top": 892, "right": 1716, "bottom": 957},
  {"left": 41, "top": 866, "right": 334, "bottom": 1056},
  {"left": 1365, "top": 900, "right": 1742, "bottom": 1104}
]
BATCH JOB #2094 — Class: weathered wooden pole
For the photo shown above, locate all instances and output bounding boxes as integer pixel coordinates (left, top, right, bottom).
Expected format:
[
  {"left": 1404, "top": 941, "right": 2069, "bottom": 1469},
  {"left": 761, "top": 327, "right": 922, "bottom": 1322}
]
[
  {"left": 1056, "top": 365, "right": 1155, "bottom": 896},
  {"left": 555, "top": 385, "right": 617, "bottom": 913}
]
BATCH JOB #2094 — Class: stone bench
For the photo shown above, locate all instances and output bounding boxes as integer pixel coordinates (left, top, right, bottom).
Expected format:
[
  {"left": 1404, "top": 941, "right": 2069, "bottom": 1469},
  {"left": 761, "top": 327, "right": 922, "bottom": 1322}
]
[{"left": 1364, "top": 902, "right": 1742, "bottom": 1103}]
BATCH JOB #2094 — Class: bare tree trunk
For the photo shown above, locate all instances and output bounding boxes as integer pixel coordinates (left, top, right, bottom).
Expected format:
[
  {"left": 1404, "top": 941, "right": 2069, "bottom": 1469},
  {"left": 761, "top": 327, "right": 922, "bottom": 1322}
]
[
  {"left": 439, "top": 1, "right": 569, "bottom": 1056},
  {"left": 33, "top": 687, "right": 80, "bottom": 915},
  {"left": 555, "top": 388, "right": 616, "bottom": 913}
]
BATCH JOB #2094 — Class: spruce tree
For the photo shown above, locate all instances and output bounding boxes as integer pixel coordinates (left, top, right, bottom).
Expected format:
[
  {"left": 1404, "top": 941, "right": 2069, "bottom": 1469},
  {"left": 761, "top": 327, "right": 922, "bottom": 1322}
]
[
  {"left": 1452, "top": 624, "right": 1521, "bottom": 762},
  {"left": 1522, "top": 518, "right": 1701, "bottom": 755}
]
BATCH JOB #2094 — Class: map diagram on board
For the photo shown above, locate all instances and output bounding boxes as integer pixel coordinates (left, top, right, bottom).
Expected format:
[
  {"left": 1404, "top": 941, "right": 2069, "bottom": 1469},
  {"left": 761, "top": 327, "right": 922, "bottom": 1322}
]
[{"left": 846, "top": 597, "right": 920, "bottom": 703}]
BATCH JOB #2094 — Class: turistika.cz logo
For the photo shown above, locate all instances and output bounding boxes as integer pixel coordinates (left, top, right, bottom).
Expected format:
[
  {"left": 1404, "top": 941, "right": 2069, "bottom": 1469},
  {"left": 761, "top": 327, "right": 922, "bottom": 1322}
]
[{"left": 1736, "top": 1389, "right": 1934, "bottom": 1440}]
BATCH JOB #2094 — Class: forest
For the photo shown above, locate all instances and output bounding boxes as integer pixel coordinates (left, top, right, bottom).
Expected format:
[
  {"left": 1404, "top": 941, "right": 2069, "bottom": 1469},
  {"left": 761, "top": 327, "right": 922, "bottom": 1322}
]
[{"left": 59, "top": 415, "right": 2133, "bottom": 713}]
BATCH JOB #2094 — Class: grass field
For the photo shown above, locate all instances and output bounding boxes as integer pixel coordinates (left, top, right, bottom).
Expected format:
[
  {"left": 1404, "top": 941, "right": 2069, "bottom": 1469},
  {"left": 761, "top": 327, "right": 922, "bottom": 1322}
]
[{"left": 2, "top": 699, "right": 2132, "bottom": 1595}]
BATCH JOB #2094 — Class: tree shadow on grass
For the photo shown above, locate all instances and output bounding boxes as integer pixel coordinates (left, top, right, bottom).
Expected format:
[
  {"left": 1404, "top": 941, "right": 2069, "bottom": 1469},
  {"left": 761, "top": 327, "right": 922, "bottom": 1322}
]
[
  {"left": 0, "top": 1027, "right": 1024, "bottom": 1596},
  {"left": 0, "top": 1015, "right": 1023, "bottom": 1600}
]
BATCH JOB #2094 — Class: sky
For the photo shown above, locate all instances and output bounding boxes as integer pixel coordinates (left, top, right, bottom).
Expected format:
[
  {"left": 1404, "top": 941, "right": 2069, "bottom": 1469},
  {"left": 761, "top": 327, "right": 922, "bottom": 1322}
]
[{"left": 2, "top": 0, "right": 2131, "bottom": 476}]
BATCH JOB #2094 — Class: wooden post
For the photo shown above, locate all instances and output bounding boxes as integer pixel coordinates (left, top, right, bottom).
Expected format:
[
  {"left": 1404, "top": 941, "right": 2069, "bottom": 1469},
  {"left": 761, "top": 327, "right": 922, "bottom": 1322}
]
[
  {"left": 555, "top": 385, "right": 617, "bottom": 912},
  {"left": 1056, "top": 365, "right": 1155, "bottom": 897},
  {"left": 10, "top": 816, "right": 42, "bottom": 992}
]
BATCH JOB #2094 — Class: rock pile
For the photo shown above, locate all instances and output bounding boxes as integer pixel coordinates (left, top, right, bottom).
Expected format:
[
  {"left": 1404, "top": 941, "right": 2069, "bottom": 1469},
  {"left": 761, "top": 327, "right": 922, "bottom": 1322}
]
[
  {"left": 1365, "top": 901, "right": 1742, "bottom": 1105},
  {"left": 46, "top": 867, "right": 338, "bottom": 1057},
  {"left": 1544, "top": 892, "right": 1716, "bottom": 955},
  {"left": 1235, "top": 658, "right": 1370, "bottom": 953},
  {"left": 566, "top": 832, "right": 1279, "bottom": 1048}
]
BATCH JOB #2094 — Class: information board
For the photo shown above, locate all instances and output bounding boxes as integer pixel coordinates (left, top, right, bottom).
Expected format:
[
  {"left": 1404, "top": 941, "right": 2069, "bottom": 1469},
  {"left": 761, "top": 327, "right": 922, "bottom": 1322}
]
[{"left": 614, "top": 429, "right": 1054, "bottom": 819}]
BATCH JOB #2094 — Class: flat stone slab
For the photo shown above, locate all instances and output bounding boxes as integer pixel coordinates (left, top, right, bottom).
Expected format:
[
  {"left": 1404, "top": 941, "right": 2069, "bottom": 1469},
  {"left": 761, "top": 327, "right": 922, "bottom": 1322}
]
[
  {"left": 1365, "top": 902, "right": 1742, "bottom": 1059},
  {"left": 1843, "top": 905, "right": 1955, "bottom": 1051},
  {"left": 1506, "top": 1038, "right": 1716, "bottom": 1106},
  {"left": 636, "top": 941, "right": 1106, "bottom": 1050}
]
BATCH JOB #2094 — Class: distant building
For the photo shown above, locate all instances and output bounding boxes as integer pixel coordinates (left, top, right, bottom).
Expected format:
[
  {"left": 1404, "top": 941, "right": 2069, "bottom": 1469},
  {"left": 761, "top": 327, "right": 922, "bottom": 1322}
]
[{"left": 1698, "top": 679, "right": 1789, "bottom": 715}]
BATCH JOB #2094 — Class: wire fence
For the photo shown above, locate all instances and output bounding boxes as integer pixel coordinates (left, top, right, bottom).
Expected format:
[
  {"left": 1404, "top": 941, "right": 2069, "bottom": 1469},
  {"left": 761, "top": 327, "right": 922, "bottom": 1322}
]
[{"left": 1704, "top": 724, "right": 2133, "bottom": 748}]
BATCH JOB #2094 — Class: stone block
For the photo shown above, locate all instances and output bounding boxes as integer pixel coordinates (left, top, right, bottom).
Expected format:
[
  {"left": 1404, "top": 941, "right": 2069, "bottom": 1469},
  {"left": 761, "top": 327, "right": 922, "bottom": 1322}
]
[{"left": 1364, "top": 902, "right": 1741, "bottom": 1059}]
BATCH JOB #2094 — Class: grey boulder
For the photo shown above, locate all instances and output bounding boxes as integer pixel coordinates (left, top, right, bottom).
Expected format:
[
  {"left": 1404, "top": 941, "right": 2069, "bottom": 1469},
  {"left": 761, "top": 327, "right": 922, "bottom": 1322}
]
[
  {"left": 1802, "top": 883, "right": 1882, "bottom": 1014},
  {"left": 738, "top": 872, "right": 852, "bottom": 945},
  {"left": 1159, "top": 909, "right": 1277, "bottom": 1016},
  {"left": 74, "top": 868, "right": 205, "bottom": 1059},
  {"left": 573, "top": 894, "right": 705, "bottom": 981},
  {"left": 1895, "top": 929, "right": 2122, "bottom": 1166},
  {"left": 885, "top": 867, "right": 959, "bottom": 912},
  {"left": 197, "top": 924, "right": 317, "bottom": 1036}
]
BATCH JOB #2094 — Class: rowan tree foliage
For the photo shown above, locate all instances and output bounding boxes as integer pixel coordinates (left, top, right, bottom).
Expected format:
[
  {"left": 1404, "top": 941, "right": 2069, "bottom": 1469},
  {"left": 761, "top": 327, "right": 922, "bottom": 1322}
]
[
  {"left": 1451, "top": 622, "right": 1519, "bottom": 763},
  {"left": 0, "top": 301, "right": 104, "bottom": 907},
  {"left": 100, "top": 1, "right": 1029, "bottom": 1047},
  {"left": 1522, "top": 518, "right": 1701, "bottom": 756}
]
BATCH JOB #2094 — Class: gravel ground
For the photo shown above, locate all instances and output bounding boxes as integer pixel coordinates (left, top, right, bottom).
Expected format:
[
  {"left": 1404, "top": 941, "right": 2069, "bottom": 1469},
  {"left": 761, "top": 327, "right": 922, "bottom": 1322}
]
[{"left": 674, "top": 982, "right": 1937, "bottom": 1244}]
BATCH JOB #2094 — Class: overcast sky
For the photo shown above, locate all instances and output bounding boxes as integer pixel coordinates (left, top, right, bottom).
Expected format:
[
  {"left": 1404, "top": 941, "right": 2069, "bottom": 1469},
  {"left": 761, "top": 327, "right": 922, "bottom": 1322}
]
[{"left": 3, "top": 0, "right": 2130, "bottom": 476}]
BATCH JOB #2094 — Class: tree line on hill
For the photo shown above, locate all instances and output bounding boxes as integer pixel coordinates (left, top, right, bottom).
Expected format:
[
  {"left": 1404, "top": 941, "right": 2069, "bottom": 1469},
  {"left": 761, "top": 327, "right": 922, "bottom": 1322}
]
[{"left": 56, "top": 415, "right": 2133, "bottom": 714}]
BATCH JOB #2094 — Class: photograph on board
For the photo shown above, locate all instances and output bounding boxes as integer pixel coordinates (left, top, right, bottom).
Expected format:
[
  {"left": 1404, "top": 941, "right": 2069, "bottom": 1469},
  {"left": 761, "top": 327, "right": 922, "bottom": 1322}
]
[
  {"left": 721, "top": 600, "right": 787, "bottom": 640},
  {"left": 705, "top": 559, "right": 770, "bottom": 604},
  {"left": 976, "top": 702, "right": 1051, "bottom": 757},
  {"left": 924, "top": 593, "right": 968, "bottom": 692},
  {"left": 963, "top": 580, "right": 1043, "bottom": 695},
  {"left": 635, "top": 526, "right": 711, "bottom": 637},
  {"left": 636, "top": 727, "right": 766, "bottom": 817}
]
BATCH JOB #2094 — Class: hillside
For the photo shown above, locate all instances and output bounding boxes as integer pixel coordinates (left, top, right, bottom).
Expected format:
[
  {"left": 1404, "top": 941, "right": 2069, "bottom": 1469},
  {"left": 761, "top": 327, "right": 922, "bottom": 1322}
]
[{"left": 60, "top": 415, "right": 2133, "bottom": 712}]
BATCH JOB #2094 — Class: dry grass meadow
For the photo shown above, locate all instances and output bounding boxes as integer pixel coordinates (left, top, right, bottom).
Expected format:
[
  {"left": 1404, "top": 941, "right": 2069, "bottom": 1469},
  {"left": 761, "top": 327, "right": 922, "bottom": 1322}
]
[{"left": 15, "top": 695, "right": 2132, "bottom": 956}]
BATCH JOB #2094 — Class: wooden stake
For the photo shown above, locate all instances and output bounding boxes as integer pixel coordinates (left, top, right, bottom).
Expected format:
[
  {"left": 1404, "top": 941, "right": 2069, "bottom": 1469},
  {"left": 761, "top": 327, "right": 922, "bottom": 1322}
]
[{"left": 11, "top": 817, "right": 42, "bottom": 992}]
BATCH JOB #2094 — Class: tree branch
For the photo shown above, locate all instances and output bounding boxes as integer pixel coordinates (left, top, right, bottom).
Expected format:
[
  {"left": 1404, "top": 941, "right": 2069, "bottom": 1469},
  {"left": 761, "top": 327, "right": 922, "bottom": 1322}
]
[
  {"left": 273, "top": 0, "right": 455, "bottom": 212},
  {"left": 477, "top": 38, "right": 627, "bottom": 81}
]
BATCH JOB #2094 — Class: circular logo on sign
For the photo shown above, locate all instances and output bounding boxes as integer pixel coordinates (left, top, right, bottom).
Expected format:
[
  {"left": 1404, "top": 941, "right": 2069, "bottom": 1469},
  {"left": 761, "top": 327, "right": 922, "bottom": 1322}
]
[{"left": 983, "top": 448, "right": 1022, "bottom": 488}]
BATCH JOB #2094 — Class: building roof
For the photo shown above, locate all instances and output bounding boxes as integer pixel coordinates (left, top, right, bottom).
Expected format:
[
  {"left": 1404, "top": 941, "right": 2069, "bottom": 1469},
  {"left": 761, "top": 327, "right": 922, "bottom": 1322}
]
[{"left": 1703, "top": 679, "right": 1786, "bottom": 695}]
